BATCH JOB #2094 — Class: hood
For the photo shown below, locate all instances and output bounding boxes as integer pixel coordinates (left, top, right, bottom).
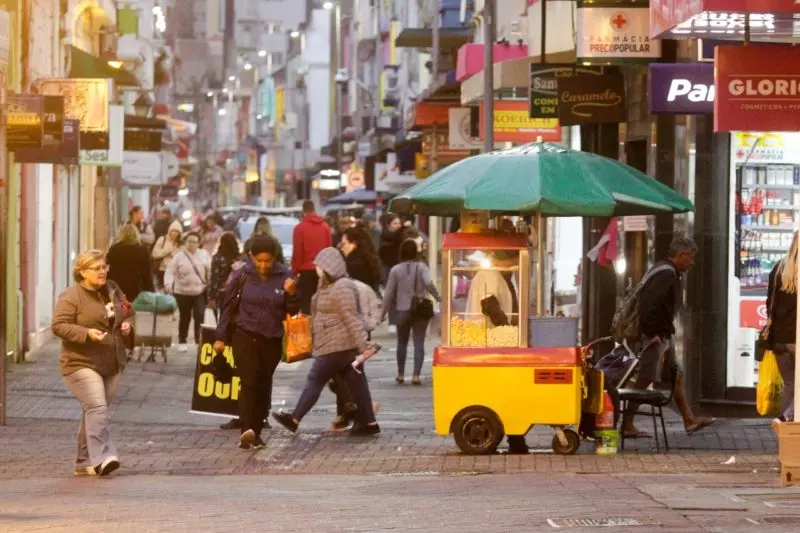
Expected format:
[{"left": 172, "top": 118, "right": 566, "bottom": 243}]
[
  {"left": 314, "top": 247, "right": 347, "bottom": 279},
  {"left": 304, "top": 213, "right": 326, "bottom": 224},
  {"left": 168, "top": 220, "right": 183, "bottom": 234}
]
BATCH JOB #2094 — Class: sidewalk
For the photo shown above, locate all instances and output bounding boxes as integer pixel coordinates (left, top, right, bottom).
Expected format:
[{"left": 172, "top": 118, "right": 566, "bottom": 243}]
[{"left": 0, "top": 326, "right": 781, "bottom": 480}]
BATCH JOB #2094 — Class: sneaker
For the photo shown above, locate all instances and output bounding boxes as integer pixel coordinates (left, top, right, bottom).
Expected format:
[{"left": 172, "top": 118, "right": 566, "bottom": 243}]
[
  {"left": 95, "top": 456, "right": 120, "bottom": 477},
  {"left": 73, "top": 466, "right": 96, "bottom": 477},
  {"left": 272, "top": 412, "right": 298, "bottom": 434},
  {"left": 388, "top": 325, "right": 397, "bottom": 334},
  {"left": 252, "top": 436, "right": 266, "bottom": 449},
  {"left": 240, "top": 429, "right": 256, "bottom": 448},
  {"left": 178, "top": 344, "right": 188, "bottom": 353},
  {"left": 349, "top": 423, "right": 380, "bottom": 436},
  {"left": 220, "top": 418, "right": 241, "bottom": 430}
]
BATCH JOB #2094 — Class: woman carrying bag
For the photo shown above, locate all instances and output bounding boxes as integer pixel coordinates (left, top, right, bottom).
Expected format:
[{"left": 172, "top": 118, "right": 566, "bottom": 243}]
[
  {"left": 164, "top": 231, "right": 211, "bottom": 352},
  {"left": 382, "top": 239, "right": 441, "bottom": 385}
]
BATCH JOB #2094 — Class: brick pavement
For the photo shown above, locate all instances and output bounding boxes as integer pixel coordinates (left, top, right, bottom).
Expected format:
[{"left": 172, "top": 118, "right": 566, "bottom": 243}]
[{"left": 0, "top": 327, "right": 783, "bottom": 481}]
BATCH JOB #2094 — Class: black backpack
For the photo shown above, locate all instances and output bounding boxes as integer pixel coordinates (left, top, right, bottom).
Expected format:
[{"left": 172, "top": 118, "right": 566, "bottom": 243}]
[{"left": 610, "top": 263, "right": 676, "bottom": 343}]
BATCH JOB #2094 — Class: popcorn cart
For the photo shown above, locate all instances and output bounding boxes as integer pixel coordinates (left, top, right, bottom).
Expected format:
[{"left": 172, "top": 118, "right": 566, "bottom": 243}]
[{"left": 433, "top": 231, "right": 583, "bottom": 455}]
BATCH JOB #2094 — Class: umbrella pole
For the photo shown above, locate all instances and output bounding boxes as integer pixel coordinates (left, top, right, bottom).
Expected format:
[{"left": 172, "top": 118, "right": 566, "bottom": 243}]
[{"left": 535, "top": 212, "right": 545, "bottom": 316}]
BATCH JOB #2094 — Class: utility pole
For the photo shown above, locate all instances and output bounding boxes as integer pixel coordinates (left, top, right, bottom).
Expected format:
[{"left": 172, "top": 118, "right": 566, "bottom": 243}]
[
  {"left": 373, "top": 0, "right": 382, "bottom": 156},
  {"left": 428, "top": 1, "right": 441, "bottom": 286},
  {"left": 0, "top": 73, "right": 7, "bottom": 425},
  {"left": 482, "top": 0, "right": 494, "bottom": 153}
]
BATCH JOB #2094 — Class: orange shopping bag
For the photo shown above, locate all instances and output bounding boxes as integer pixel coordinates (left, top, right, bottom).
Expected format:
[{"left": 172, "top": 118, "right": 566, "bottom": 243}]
[{"left": 283, "top": 314, "right": 312, "bottom": 363}]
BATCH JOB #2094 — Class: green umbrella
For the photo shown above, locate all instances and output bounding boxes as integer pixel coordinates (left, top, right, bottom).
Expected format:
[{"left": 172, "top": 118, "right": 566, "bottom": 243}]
[{"left": 389, "top": 142, "right": 694, "bottom": 217}]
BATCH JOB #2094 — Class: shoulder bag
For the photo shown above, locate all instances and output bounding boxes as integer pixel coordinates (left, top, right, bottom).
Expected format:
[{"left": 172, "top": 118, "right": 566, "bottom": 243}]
[{"left": 409, "top": 262, "right": 434, "bottom": 320}]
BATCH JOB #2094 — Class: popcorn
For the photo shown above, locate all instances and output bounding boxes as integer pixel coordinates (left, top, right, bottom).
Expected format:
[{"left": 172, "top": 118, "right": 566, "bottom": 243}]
[
  {"left": 450, "top": 317, "right": 487, "bottom": 347},
  {"left": 487, "top": 325, "right": 518, "bottom": 347}
]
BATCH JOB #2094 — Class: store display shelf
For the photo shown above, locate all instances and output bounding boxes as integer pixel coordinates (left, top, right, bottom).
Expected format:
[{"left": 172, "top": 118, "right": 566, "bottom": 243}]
[
  {"left": 759, "top": 205, "right": 799, "bottom": 211},
  {"left": 742, "top": 184, "right": 800, "bottom": 190},
  {"left": 452, "top": 266, "right": 520, "bottom": 272},
  {"left": 742, "top": 224, "right": 796, "bottom": 231}
]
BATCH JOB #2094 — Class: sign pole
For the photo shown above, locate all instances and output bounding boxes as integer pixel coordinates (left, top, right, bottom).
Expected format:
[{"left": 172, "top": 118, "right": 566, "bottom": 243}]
[
  {"left": 0, "top": 73, "right": 7, "bottom": 425},
  {"left": 482, "top": 0, "right": 494, "bottom": 153},
  {"left": 428, "top": 4, "right": 441, "bottom": 288}
]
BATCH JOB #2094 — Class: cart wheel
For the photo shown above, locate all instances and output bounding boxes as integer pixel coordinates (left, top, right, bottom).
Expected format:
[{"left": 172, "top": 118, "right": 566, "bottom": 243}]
[
  {"left": 552, "top": 429, "right": 581, "bottom": 455},
  {"left": 452, "top": 407, "right": 504, "bottom": 455}
]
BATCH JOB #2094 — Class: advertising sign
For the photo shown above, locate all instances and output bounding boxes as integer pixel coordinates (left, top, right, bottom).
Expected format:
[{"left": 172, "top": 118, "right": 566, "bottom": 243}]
[
  {"left": 740, "top": 299, "right": 768, "bottom": 329},
  {"left": 649, "top": 63, "right": 715, "bottom": 114},
  {"left": 479, "top": 101, "right": 561, "bottom": 143},
  {"left": 577, "top": 7, "right": 660, "bottom": 60},
  {"left": 123, "top": 151, "right": 164, "bottom": 186},
  {"left": 78, "top": 105, "right": 123, "bottom": 166},
  {"left": 6, "top": 96, "right": 44, "bottom": 149},
  {"left": 651, "top": 1, "right": 800, "bottom": 39},
  {"left": 529, "top": 65, "right": 602, "bottom": 119},
  {"left": 557, "top": 73, "right": 626, "bottom": 126},
  {"left": 36, "top": 78, "right": 111, "bottom": 132},
  {"left": 191, "top": 326, "right": 239, "bottom": 417},
  {"left": 124, "top": 129, "right": 162, "bottom": 152},
  {"left": 714, "top": 45, "right": 800, "bottom": 132},
  {"left": 448, "top": 107, "right": 482, "bottom": 149},
  {"left": 41, "top": 95, "right": 64, "bottom": 145},
  {"left": 14, "top": 117, "right": 79, "bottom": 164}
]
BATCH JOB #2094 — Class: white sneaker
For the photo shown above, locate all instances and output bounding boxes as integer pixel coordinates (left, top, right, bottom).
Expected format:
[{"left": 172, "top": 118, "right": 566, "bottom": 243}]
[
  {"left": 388, "top": 325, "right": 397, "bottom": 334},
  {"left": 178, "top": 344, "right": 188, "bottom": 353}
]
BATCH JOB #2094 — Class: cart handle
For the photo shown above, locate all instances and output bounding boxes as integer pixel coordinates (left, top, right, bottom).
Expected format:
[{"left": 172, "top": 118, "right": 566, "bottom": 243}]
[{"left": 580, "top": 336, "right": 614, "bottom": 355}]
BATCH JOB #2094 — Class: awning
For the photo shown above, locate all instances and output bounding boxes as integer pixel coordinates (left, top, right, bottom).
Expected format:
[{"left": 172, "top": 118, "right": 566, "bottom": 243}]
[
  {"left": 460, "top": 50, "right": 577, "bottom": 105},
  {"left": 456, "top": 43, "right": 529, "bottom": 82},
  {"left": 395, "top": 27, "right": 472, "bottom": 49},
  {"left": 67, "top": 45, "right": 139, "bottom": 87}
]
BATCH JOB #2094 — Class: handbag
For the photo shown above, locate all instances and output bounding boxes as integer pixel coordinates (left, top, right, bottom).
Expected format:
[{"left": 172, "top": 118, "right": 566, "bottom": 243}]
[
  {"left": 174, "top": 250, "right": 207, "bottom": 293},
  {"left": 409, "top": 262, "right": 434, "bottom": 320},
  {"left": 755, "top": 262, "right": 780, "bottom": 361},
  {"left": 282, "top": 314, "right": 313, "bottom": 363}
]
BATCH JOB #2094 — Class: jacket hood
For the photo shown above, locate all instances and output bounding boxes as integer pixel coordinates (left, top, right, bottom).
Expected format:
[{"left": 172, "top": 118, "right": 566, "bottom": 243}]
[
  {"left": 314, "top": 247, "right": 347, "bottom": 279},
  {"left": 304, "top": 213, "right": 326, "bottom": 224},
  {"left": 168, "top": 220, "right": 183, "bottom": 234}
]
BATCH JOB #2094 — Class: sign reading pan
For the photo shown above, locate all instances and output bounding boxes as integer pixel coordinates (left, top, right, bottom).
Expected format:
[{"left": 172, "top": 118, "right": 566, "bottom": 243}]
[
  {"left": 529, "top": 64, "right": 602, "bottom": 119},
  {"left": 557, "top": 73, "right": 626, "bottom": 126}
]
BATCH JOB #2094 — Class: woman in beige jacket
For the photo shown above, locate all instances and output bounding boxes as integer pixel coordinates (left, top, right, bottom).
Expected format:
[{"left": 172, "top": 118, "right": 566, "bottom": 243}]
[
  {"left": 151, "top": 220, "right": 182, "bottom": 289},
  {"left": 51, "top": 249, "right": 133, "bottom": 477}
]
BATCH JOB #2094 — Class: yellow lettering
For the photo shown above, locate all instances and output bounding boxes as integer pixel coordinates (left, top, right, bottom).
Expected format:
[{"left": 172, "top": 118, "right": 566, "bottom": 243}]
[
  {"left": 214, "top": 381, "right": 231, "bottom": 400},
  {"left": 198, "top": 373, "right": 215, "bottom": 397},
  {"left": 231, "top": 376, "right": 241, "bottom": 401},
  {"left": 200, "top": 343, "right": 214, "bottom": 365},
  {"left": 224, "top": 345, "right": 236, "bottom": 369}
]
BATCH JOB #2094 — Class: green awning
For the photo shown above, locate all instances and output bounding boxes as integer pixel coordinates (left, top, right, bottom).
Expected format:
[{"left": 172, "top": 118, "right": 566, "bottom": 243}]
[{"left": 67, "top": 45, "right": 139, "bottom": 87}]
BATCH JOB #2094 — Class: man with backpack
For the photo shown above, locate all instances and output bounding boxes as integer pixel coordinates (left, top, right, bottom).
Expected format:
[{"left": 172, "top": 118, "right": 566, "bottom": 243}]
[{"left": 617, "top": 237, "right": 714, "bottom": 439}]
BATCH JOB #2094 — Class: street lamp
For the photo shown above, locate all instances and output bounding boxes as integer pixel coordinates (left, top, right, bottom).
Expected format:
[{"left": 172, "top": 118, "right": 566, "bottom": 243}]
[{"left": 133, "top": 94, "right": 153, "bottom": 117}]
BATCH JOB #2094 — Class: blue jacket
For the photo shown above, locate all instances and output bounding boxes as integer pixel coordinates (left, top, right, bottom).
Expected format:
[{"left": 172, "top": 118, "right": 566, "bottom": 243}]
[{"left": 215, "top": 262, "right": 298, "bottom": 341}]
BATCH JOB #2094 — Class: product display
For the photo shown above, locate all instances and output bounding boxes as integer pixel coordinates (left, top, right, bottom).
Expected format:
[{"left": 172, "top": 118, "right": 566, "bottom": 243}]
[
  {"left": 487, "top": 325, "right": 519, "bottom": 347},
  {"left": 450, "top": 317, "right": 487, "bottom": 348}
]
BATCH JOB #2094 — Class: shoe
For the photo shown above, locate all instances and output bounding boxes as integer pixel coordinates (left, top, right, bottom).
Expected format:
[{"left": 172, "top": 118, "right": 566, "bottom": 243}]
[
  {"left": 262, "top": 418, "right": 272, "bottom": 429},
  {"left": 331, "top": 414, "right": 351, "bottom": 431},
  {"left": 252, "top": 436, "right": 266, "bottom": 449},
  {"left": 178, "top": 344, "right": 188, "bottom": 353},
  {"left": 73, "top": 466, "right": 96, "bottom": 477},
  {"left": 388, "top": 325, "right": 397, "bottom": 334},
  {"left": 272, "top": 412, "right": 298, "bottom": 434},
  {"left": 349, "top": 423, "right": 380, "bottom": 436},
  {"left": 411, "top": 376, "right": 422, "bottom": 385},
  {"left": 95, "top": 456, "right": 120, "bottom": 477},
  {"left": 240, "top": 429, "right": 256, "bottom": 448},
  {"left": 220, "top": 418, "right": 241, "bottom": 430},
  {"left": 395, "top": 376, "right": 405, "bottom": 384}
]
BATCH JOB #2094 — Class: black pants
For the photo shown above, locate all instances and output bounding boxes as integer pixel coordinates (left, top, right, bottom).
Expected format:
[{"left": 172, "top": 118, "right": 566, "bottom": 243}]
[
  {"left": 232, "top": 330, "right": 282, "bottom": 436},
  {"left": 297, "top": 269, "right": 319, "bottom": 315},
  {"left": 175, "top": 293, "right": 205, "bottom": 344}
]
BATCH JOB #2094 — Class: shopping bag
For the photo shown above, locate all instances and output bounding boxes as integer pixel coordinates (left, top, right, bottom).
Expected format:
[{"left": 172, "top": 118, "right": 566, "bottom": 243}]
[
  {"left": 756, "top": 350, "right": 784, "bottom": 416},
  {"left": 283, "top": 314, "right": 312, "bottom": 363}
]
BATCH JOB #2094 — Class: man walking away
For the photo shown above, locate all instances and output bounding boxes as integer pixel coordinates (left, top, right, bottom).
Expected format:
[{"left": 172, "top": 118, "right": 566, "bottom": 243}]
[
  {"left": 292, "top": 200, "right": 332, "bottom": 315},
  {"left": 622, "top": 236, "right": 714, "bottom": 439},
  {"left": 126, "top": 206, "right": 155, "bottom": 247}
]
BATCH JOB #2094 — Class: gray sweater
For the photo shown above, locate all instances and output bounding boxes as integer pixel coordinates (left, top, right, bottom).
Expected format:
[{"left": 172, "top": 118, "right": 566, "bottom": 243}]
[{"left": 382, "top": 260, "right": 441, "bottom": 314}]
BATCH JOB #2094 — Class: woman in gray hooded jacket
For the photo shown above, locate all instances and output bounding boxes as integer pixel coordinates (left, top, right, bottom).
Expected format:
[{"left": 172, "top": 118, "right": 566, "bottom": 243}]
[{"left": 273, "top": 247, "right": 380, "bottom": 436}]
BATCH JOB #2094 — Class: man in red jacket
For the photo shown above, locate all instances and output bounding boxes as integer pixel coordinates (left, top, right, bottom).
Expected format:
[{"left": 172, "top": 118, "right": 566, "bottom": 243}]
[{"left": 292, "top": 200, "right": 333, "bottom": 314}]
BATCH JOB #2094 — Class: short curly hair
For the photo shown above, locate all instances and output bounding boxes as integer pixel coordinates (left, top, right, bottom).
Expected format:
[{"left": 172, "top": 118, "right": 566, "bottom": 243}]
[{"left": 72, "top": 249, "right": 106, "bottom": 282}]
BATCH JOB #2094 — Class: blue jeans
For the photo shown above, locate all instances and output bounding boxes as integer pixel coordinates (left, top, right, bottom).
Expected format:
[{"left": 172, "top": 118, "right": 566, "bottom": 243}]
[
  {"left": 293, "top": 349, "right": 376, "bottom": 425},
  {"left": 396, "top": 310, "right": 429, "bottom": 377},
  {"left": 63, "top": 368, "right": 121, "bottom": 468},
  {"left": 383, "top": 267, "right": 397, "bottom": 325}
]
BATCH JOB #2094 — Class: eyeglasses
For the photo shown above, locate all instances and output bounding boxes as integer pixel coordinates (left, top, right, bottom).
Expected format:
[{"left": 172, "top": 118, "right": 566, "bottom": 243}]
[{"left": 84, "top": 265, "right": 110, "bottom": 272}]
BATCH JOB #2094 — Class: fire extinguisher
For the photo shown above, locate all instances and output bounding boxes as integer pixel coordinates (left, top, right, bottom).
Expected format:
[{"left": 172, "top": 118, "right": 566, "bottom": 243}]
[{"left": 595, "top": 392, "right": 615, "bottom": 431}]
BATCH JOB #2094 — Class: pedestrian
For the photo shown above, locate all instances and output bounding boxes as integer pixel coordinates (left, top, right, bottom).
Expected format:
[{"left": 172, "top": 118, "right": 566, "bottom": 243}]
[
  {"left": 244, "top": 216, "right": 285, "bottom": 263},
  {"left": 272, "top": 247, "right": 380, "bottom": 436},
  {"left": 214, "top": 235, "right": 298, "bottom": 449},
  {"left": 151, "top": 207, "right": 173, "bottom": 244},
  {"left": 622, "top": 236, "right": 715, "bottom": 439},
  {"left": 382, "top": 239, "right": 441, "bottom": 385},
  {"left": 341, "top": 226, "right": 382, "bottom": 291},
  {"left": 51, "top": 249, "right": 133, "bottom": 477},
  {"left": 151, "top": 220, "right": 182, "bottom": 290},
  {"left": 767, "top": 231, "right": 798, "bottom": 429},
  {"left": 107, "top": 224, "right": 154, "bottom": 304},
  {"left": 292, "top": 200, "right": 332, "bottom": 315},
  {"left": 362, "top": 213, "right": 382, "bottom": 254},
  {"left": 208, "top": 231, "right": 242, "bottom": 319},
  {"left": 165, "top": 231, "right": 211, "bottom": 352},
  {"left": 201, "top": 214, "right": 224, "bottom": 254},
  {"left": 379, "top": 214, "right": 404, "bottom": 332},
  {"left": 124, "top": 205, "right": 155, "bottom": 247}
]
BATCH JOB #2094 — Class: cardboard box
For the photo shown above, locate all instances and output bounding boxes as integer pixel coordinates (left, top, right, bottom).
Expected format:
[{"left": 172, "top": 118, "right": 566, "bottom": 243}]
[{"left": 778, "top": 422, "right": 800, "bottom": 487}]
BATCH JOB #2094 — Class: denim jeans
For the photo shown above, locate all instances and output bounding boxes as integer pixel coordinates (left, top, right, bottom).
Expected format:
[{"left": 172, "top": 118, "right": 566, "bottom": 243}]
[
  {"left": 62, "top": 368, "right": 121, "bottom": 468},
  {"left": 396, "top": 310, "right": 429, "bottom": 377},
  {"left": 383, "top": 267, "right": 397, "bottom": 326},
  {"left": 774, "top": 343, "right": 796, "bottom": 421},
  {"left": 293, "top": 349, "right": 376, "bottom": 425}
]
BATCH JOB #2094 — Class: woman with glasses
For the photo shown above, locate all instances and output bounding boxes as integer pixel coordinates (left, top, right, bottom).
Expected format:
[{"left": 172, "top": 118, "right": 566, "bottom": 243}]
[
  {"left": 214, "top": 235, "right": 298, "bottom": 449},
  {"left": 165, "top": 231, "right": 211, "bottom": 352},
  {"left": 52, "top": 250, "right": 133, "bottom": 476}
]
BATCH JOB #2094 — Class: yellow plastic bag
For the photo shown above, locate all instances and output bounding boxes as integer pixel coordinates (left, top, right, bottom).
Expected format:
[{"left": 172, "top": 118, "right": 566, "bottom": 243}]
[
  {"left": 283, "top": 314, "right": 312, "bottom": 363},
  {"left": 756, "top": 351, "right": 784, "bottom": 416}
]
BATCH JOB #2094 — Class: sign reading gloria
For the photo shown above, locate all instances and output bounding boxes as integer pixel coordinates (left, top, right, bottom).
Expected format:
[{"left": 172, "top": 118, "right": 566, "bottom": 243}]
[
  {"left": 715, "top": 45, "right": 800, "bottom": 132},
  {"left": 557, "top": 73, "right": 626, "bottom": 126},
  {"left": 649, "top": 63, "right": 715, "bottom": 114},
  {"left": 577, "top": 7, "right": 660, "bottom": 60},
  {"left": 6, "top": 96, "right": 44, "bottom": 149},
  {"left": 191, "top": 326, "right": 240, "bottom": 417},
  {"left": 529, "top": 64, "right": 602, "bottom": 119}
]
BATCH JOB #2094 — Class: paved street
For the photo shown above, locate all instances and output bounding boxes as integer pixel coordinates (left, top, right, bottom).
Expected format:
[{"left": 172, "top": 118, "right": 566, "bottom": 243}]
[{"left": 1, "top": 327, "right": 798, "bottom": 531}]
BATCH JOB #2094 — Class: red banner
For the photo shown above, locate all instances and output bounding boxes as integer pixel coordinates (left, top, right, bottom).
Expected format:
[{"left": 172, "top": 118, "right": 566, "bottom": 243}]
[
  {"left": 740, "top": 299, "right": 768, "bottom": 329},
  {"left": 715, "top": 45, "right": 800, "bottom": 132}
]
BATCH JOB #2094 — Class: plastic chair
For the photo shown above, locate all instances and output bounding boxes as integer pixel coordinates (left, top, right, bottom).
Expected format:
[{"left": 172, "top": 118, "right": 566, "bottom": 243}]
[{"left": 617, "top": 364, "right": 679, "bottom": 453}]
